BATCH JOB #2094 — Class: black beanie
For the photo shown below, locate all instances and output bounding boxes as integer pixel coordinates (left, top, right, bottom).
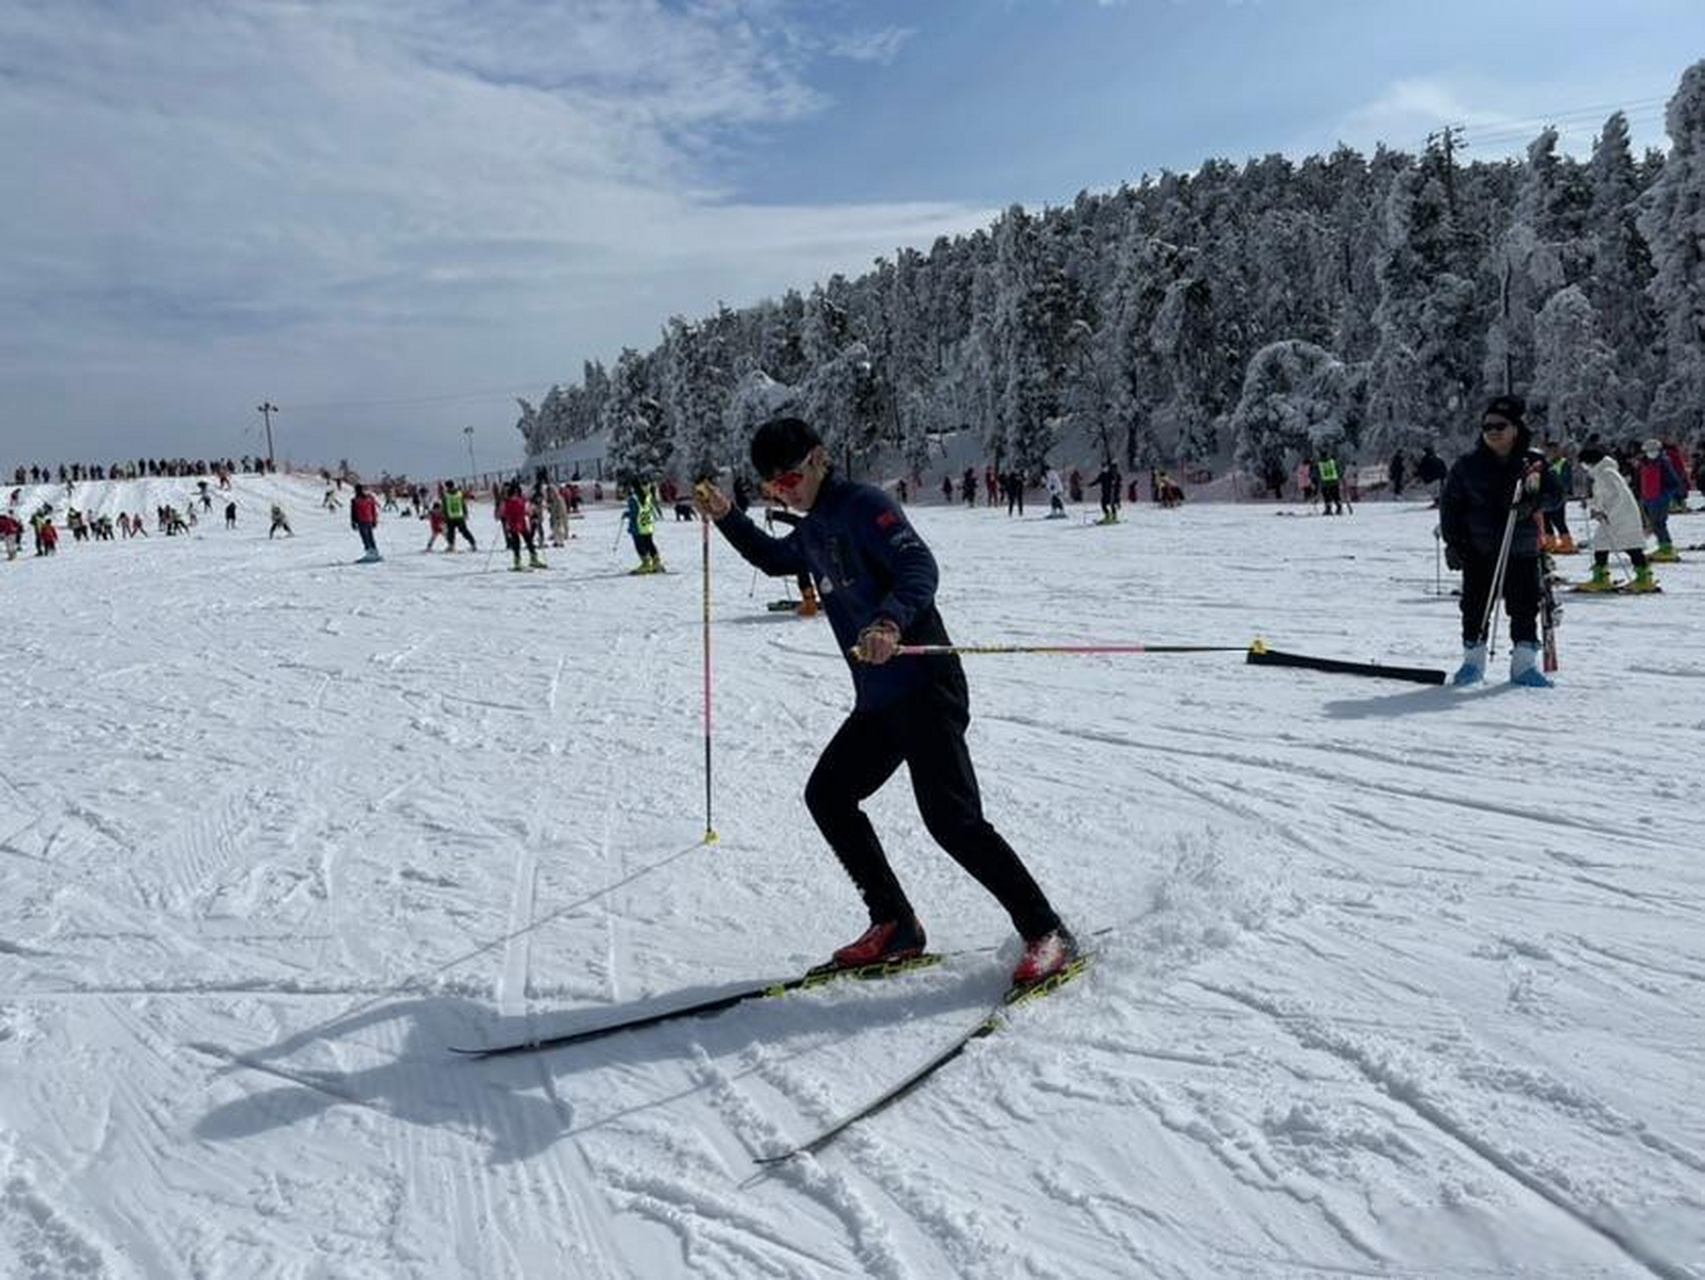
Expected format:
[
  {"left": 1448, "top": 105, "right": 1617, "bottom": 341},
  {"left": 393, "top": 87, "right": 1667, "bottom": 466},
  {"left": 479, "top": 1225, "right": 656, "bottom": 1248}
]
[
  {"left": 750, "top": 416, "right": 822, "bottom": 478},
  {"left": 1482, "top": 394, "right": 1531, "bottom": 449},
  {"left": 1483, "top": 394, "right": 1526, "bottom": 428}
]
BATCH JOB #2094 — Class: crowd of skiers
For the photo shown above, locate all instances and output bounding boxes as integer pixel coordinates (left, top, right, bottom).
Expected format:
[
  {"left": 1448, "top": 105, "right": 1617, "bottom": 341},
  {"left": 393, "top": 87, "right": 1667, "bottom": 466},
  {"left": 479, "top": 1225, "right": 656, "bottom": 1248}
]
[{"left": 10, "top": 458, "right": 276, "bottom": 486}]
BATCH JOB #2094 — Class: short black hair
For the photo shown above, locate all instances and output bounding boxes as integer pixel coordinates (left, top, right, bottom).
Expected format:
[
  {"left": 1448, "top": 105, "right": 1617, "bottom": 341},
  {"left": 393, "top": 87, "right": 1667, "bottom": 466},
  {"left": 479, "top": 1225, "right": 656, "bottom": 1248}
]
[
  {"left": 1578, "top": 446, "right": 1605, "bottom": 465},
  {"left": 750, "top": 416, "right": 822, "bottom": 479}
]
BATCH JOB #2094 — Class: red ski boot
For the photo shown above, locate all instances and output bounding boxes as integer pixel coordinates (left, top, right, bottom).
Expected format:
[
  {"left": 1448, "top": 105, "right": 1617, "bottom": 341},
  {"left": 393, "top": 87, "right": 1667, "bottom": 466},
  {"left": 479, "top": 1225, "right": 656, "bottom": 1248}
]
[
  {"left": 829, "top": 916, "right": 926, "bottom": 969},
  {"left": 1012, "top": 926, "right": 1080, "bottom": 987}
]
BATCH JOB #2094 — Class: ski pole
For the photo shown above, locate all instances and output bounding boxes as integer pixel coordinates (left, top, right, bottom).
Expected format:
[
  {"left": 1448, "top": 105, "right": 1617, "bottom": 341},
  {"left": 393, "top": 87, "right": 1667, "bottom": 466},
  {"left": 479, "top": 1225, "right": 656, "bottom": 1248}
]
[
  {"left": 699, "top": 487, "right": 719, "bottom": 845},
  {"left": 1478, "top": 476, "right": 1525, "bottom": 652},
  {"left": 852, "top": 641, "right": 1250, "bottom": 660}
]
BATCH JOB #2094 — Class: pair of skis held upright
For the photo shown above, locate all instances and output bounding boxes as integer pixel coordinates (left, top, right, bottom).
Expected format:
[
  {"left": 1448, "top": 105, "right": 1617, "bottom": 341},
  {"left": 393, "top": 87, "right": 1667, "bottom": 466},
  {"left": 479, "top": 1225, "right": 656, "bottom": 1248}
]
[{"left": 451, "top": 944, "right": 1093, "bottom": 1164}]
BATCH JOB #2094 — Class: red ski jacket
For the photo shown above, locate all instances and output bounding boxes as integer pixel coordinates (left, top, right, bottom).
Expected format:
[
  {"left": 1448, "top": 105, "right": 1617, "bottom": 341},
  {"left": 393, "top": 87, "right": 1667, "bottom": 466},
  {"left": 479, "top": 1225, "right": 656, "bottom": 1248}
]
[{"left": 500, "top": 494, "right": 529, "bottom": 533}]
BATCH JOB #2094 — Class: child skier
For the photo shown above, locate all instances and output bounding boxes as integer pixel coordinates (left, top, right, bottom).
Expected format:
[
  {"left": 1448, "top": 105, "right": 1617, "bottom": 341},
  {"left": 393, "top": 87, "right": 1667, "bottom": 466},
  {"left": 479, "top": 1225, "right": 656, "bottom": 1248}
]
[
  {"left": 623, "top": 483, "right": 664, "bottom": 573},
  {"left": 1044, "top": 467, "right": 1067, "bottom": 518},
  {"left": 500, "top": 480, "right": 545, "bottom": 571},
  {"left": 424, "top": 501, "right": 447, "bottom": 552},
  {"left": 1636, "top": 439, "right": 1686, "bottom": 562},
  {"left": 1576, "top": 446, "right": 1658, "bottom": 592}
]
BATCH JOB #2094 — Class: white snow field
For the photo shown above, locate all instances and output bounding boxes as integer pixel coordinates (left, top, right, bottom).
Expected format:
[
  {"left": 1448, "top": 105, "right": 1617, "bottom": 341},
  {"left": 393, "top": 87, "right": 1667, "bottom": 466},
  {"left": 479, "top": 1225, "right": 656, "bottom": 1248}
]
[{"left": 2, "top": 471, "right": 1703, "bottom": 1280}]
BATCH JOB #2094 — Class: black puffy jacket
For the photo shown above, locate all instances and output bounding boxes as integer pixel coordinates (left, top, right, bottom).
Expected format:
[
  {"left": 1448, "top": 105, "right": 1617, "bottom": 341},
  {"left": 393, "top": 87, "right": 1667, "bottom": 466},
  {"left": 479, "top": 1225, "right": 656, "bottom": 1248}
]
[{"left": 1439, "top": 441, "right": 1563, "bottom": 559}]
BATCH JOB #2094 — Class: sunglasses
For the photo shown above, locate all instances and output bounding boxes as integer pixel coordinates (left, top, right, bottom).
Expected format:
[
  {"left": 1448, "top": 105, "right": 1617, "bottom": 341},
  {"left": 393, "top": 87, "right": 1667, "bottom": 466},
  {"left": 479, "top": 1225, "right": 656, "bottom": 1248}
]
[{"left": 1481, "top": 419, "right": 1514, "bottom": 433}]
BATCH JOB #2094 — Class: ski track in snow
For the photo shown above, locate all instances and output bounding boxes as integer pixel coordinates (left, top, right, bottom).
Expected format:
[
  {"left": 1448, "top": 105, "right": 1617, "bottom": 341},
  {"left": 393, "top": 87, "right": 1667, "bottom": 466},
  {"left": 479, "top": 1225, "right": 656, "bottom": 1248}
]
[{"left": 2, "top": 474, "right": 1703, "bottom": 1277}]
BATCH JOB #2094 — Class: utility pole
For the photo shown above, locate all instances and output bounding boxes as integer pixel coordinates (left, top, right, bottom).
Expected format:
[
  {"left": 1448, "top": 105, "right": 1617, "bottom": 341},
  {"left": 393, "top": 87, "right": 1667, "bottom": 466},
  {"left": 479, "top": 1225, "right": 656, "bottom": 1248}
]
[{"left": 256, "top": 401, "right": 278, "bottom": 466}]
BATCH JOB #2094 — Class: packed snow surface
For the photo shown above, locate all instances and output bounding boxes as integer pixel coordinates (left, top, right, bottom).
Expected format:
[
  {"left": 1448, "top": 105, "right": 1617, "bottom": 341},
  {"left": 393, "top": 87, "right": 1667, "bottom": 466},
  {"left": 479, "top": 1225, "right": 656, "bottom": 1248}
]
[{"left": 2, "top": 473, "right": 1703, "bottom": 1279}]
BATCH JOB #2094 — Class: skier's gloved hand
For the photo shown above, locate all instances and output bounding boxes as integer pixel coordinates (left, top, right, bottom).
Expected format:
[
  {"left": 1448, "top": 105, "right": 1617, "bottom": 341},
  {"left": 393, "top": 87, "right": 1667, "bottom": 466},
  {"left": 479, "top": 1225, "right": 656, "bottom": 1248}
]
[
  {"left": 1444, "top": 544, "right": 1463, "bottom": 572},
  {"left": 852, "top": 619, "right": 902, "bottom": 665},
  {"left": 693, "top": 480, "right": 730, "bottom": 521}
]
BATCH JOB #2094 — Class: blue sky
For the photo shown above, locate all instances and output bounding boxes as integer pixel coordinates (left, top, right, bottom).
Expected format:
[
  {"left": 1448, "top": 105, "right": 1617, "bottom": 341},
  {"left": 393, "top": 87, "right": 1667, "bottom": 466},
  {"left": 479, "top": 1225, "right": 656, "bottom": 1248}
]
[{"left": 1, "top": 0, "right": 1698, "bottom": 478}]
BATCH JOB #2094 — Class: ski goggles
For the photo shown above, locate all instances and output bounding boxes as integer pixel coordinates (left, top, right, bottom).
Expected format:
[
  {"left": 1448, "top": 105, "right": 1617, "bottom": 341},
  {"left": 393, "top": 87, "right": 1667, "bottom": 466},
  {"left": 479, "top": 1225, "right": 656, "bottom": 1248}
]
[{"left": 763, "top": 456, "right": 813, "bottom": 492}]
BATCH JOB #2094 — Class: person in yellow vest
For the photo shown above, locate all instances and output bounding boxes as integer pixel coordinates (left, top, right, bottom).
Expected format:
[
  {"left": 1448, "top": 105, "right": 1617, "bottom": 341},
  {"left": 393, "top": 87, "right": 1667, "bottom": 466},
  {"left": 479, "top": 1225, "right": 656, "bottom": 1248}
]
[
  {"left": 1541, "top": 439, "right": 1577, "bottom": 554},
  {"left": 1317, "top": 454, "right": 1345, "bottom": 515},
  {"left": 441, "top": 481, "right": 477, "bottom": 552},
  {"left": 623, "top": 482, "right": 664, "bottom": 573}
]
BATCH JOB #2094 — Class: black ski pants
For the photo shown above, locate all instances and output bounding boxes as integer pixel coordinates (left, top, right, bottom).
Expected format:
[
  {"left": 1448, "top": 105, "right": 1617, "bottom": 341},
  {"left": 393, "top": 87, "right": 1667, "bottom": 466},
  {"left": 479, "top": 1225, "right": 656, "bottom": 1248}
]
[
  {"left": 1460, "top": 549, "right": 1541, "bottom": 645},
  {"left": 804, "top": 692, "right": 1059, "bottom": 941}
]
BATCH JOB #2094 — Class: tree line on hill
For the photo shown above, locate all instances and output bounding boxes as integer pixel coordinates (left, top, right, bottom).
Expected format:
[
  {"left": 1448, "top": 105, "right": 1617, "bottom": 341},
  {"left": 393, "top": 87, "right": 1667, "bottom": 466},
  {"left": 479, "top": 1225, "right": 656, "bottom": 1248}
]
[{"left": 512, "top": 62, "right": 1705, "bottom": 487}]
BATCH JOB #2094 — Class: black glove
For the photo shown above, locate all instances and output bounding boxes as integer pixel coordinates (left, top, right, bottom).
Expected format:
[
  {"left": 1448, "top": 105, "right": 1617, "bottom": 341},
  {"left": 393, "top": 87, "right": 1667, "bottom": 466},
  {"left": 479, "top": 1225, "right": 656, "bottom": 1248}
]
[{"left": 1444, "top": 544, "right": 1463, "bottom": 571}]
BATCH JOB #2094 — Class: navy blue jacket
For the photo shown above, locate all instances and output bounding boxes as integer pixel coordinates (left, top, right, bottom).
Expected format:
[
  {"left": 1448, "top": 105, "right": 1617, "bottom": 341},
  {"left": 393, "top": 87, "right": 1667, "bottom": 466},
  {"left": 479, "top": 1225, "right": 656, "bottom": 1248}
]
[
  {"left": 1440, "top": 442, "right": 1564, "bottom": 559},
  {"left": 715, "top": 476, "right": 966, "bottom": 712}
]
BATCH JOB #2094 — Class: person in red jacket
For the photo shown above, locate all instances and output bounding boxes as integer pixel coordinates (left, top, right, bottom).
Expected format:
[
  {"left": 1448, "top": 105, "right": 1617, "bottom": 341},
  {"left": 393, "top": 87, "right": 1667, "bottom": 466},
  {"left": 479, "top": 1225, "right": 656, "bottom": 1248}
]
[
  {"left": 424, "top": 500, "right": 447, "bottom": 552},
  {"left": 500, "top": 480, "right": 545, "bottom": 571},
  {"left": 350, "top": 484, "right": 382, "bottom": 562},
  {"left": 1636, "top": 439, "right": 1685, "bottom": 561}
]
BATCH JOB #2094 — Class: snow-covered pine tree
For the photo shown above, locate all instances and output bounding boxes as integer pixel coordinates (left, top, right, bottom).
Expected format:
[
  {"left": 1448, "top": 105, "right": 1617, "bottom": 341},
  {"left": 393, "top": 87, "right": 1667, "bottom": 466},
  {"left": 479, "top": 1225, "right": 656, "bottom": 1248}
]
[
  {"left": 1229, "top": 340, "right": 1364, "bottom": 478},
  {"left": 1107, "top": 229, "right": 1183, "bottom": 467},
  {"left": 1149, "top": 274, "right": 1222, "bottom": 463},
  {"left": 604, "top": 348, "right": 671, "bottom": 485},
  {"left": 662, "top": 316, "right": 736, "bottom": 480},
  {"left": 805, "top": 341, "right": 882, "bottom": 477},
  {"left": 723, "top": 361, "right": 799, "bottom": 472},
  {"left": 1638, "top": 59, "right": 1705, "bottom": 442},
  {"left": 1530, "top": 285, "right": 1622, "bottom": 443},
  {"left": 1584, "top": 112, "right": 1658, "bottom": 428},
  {"left": 1484, "top": 129, "right": 1578, "bottom": 402},
  {"left": 1368, "top": 157, "right": 1483, "bottom": 452}
]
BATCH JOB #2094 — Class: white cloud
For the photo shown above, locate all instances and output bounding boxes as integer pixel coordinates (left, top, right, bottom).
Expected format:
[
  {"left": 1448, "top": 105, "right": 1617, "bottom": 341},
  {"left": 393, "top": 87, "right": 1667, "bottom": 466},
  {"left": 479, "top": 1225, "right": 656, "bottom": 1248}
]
[
  {"left": 0, "top": 1, "right": 982, "bottom": 473},
  {"left": 824, "top": 26, "right": 915, "bottom": 65},
  {"left": 1328, "top": 75, "right": 1512, "bottom": 153}
]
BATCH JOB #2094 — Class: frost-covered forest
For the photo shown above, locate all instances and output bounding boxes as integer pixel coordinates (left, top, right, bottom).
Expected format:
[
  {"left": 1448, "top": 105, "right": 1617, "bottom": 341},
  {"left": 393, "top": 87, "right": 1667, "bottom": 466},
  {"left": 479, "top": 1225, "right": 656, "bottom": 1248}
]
[{"left": 516, "top": 61, "right": 1705, "bottom": 485}]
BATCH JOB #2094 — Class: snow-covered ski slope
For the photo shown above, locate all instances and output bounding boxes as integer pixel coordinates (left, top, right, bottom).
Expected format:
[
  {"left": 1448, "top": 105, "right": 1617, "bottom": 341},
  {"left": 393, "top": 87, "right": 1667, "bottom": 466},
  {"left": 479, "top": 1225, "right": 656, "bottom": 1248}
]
[{"left": 2, "top": 475, "right": 1702, "bottom": 1279}]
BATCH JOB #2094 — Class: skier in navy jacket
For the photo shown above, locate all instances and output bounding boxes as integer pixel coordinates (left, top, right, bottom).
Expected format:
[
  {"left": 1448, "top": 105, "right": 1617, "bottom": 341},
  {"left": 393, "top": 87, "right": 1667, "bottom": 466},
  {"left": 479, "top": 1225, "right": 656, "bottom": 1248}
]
[{"left": 694, "top": 417, "right": 1076, "bottom": 987}]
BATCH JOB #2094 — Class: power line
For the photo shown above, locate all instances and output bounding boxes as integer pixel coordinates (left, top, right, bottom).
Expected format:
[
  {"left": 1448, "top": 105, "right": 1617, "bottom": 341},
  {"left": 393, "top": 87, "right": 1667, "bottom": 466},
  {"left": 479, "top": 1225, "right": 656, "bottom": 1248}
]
[
  {"left": 1464, "top": 108, "right": 1667, "bottom": 150},
  {"left": 1459, "top": 94, "right": 1668, "bottom": 137},
  {"left": 281, "top": 382, "right": 553, "bottom": 412}
]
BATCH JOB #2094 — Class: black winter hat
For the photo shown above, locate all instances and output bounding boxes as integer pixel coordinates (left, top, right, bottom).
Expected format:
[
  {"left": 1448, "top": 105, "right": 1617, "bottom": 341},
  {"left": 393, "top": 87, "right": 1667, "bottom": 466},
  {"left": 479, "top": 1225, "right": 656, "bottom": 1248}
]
[
  {"left": 1482, "top": 395, "right": 1526, "bottom": 428},
  {"left": 1481, "top": 394, "right": 1531, "bottom": 449},
  {"left": 750, "top": 416, "right": 822, "bottom": 479}
]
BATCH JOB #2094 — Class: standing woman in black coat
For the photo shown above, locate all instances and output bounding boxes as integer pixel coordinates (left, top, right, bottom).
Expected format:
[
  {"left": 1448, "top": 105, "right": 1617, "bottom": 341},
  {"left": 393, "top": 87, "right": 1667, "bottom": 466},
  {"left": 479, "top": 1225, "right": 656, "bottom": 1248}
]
[{"left": 1439, "top": 396, "right": 1564, "bottom": 687}]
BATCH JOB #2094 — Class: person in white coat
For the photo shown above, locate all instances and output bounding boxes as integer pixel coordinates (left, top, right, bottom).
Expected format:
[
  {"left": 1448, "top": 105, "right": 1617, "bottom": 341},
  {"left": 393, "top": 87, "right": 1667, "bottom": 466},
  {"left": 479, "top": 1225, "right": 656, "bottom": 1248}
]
[
  {"left": 1577, "top": 446, "right": 1657, "bottom": 593},
  {"left": 1043, "top": 467, "right": 1067, "bottom": 518}
]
